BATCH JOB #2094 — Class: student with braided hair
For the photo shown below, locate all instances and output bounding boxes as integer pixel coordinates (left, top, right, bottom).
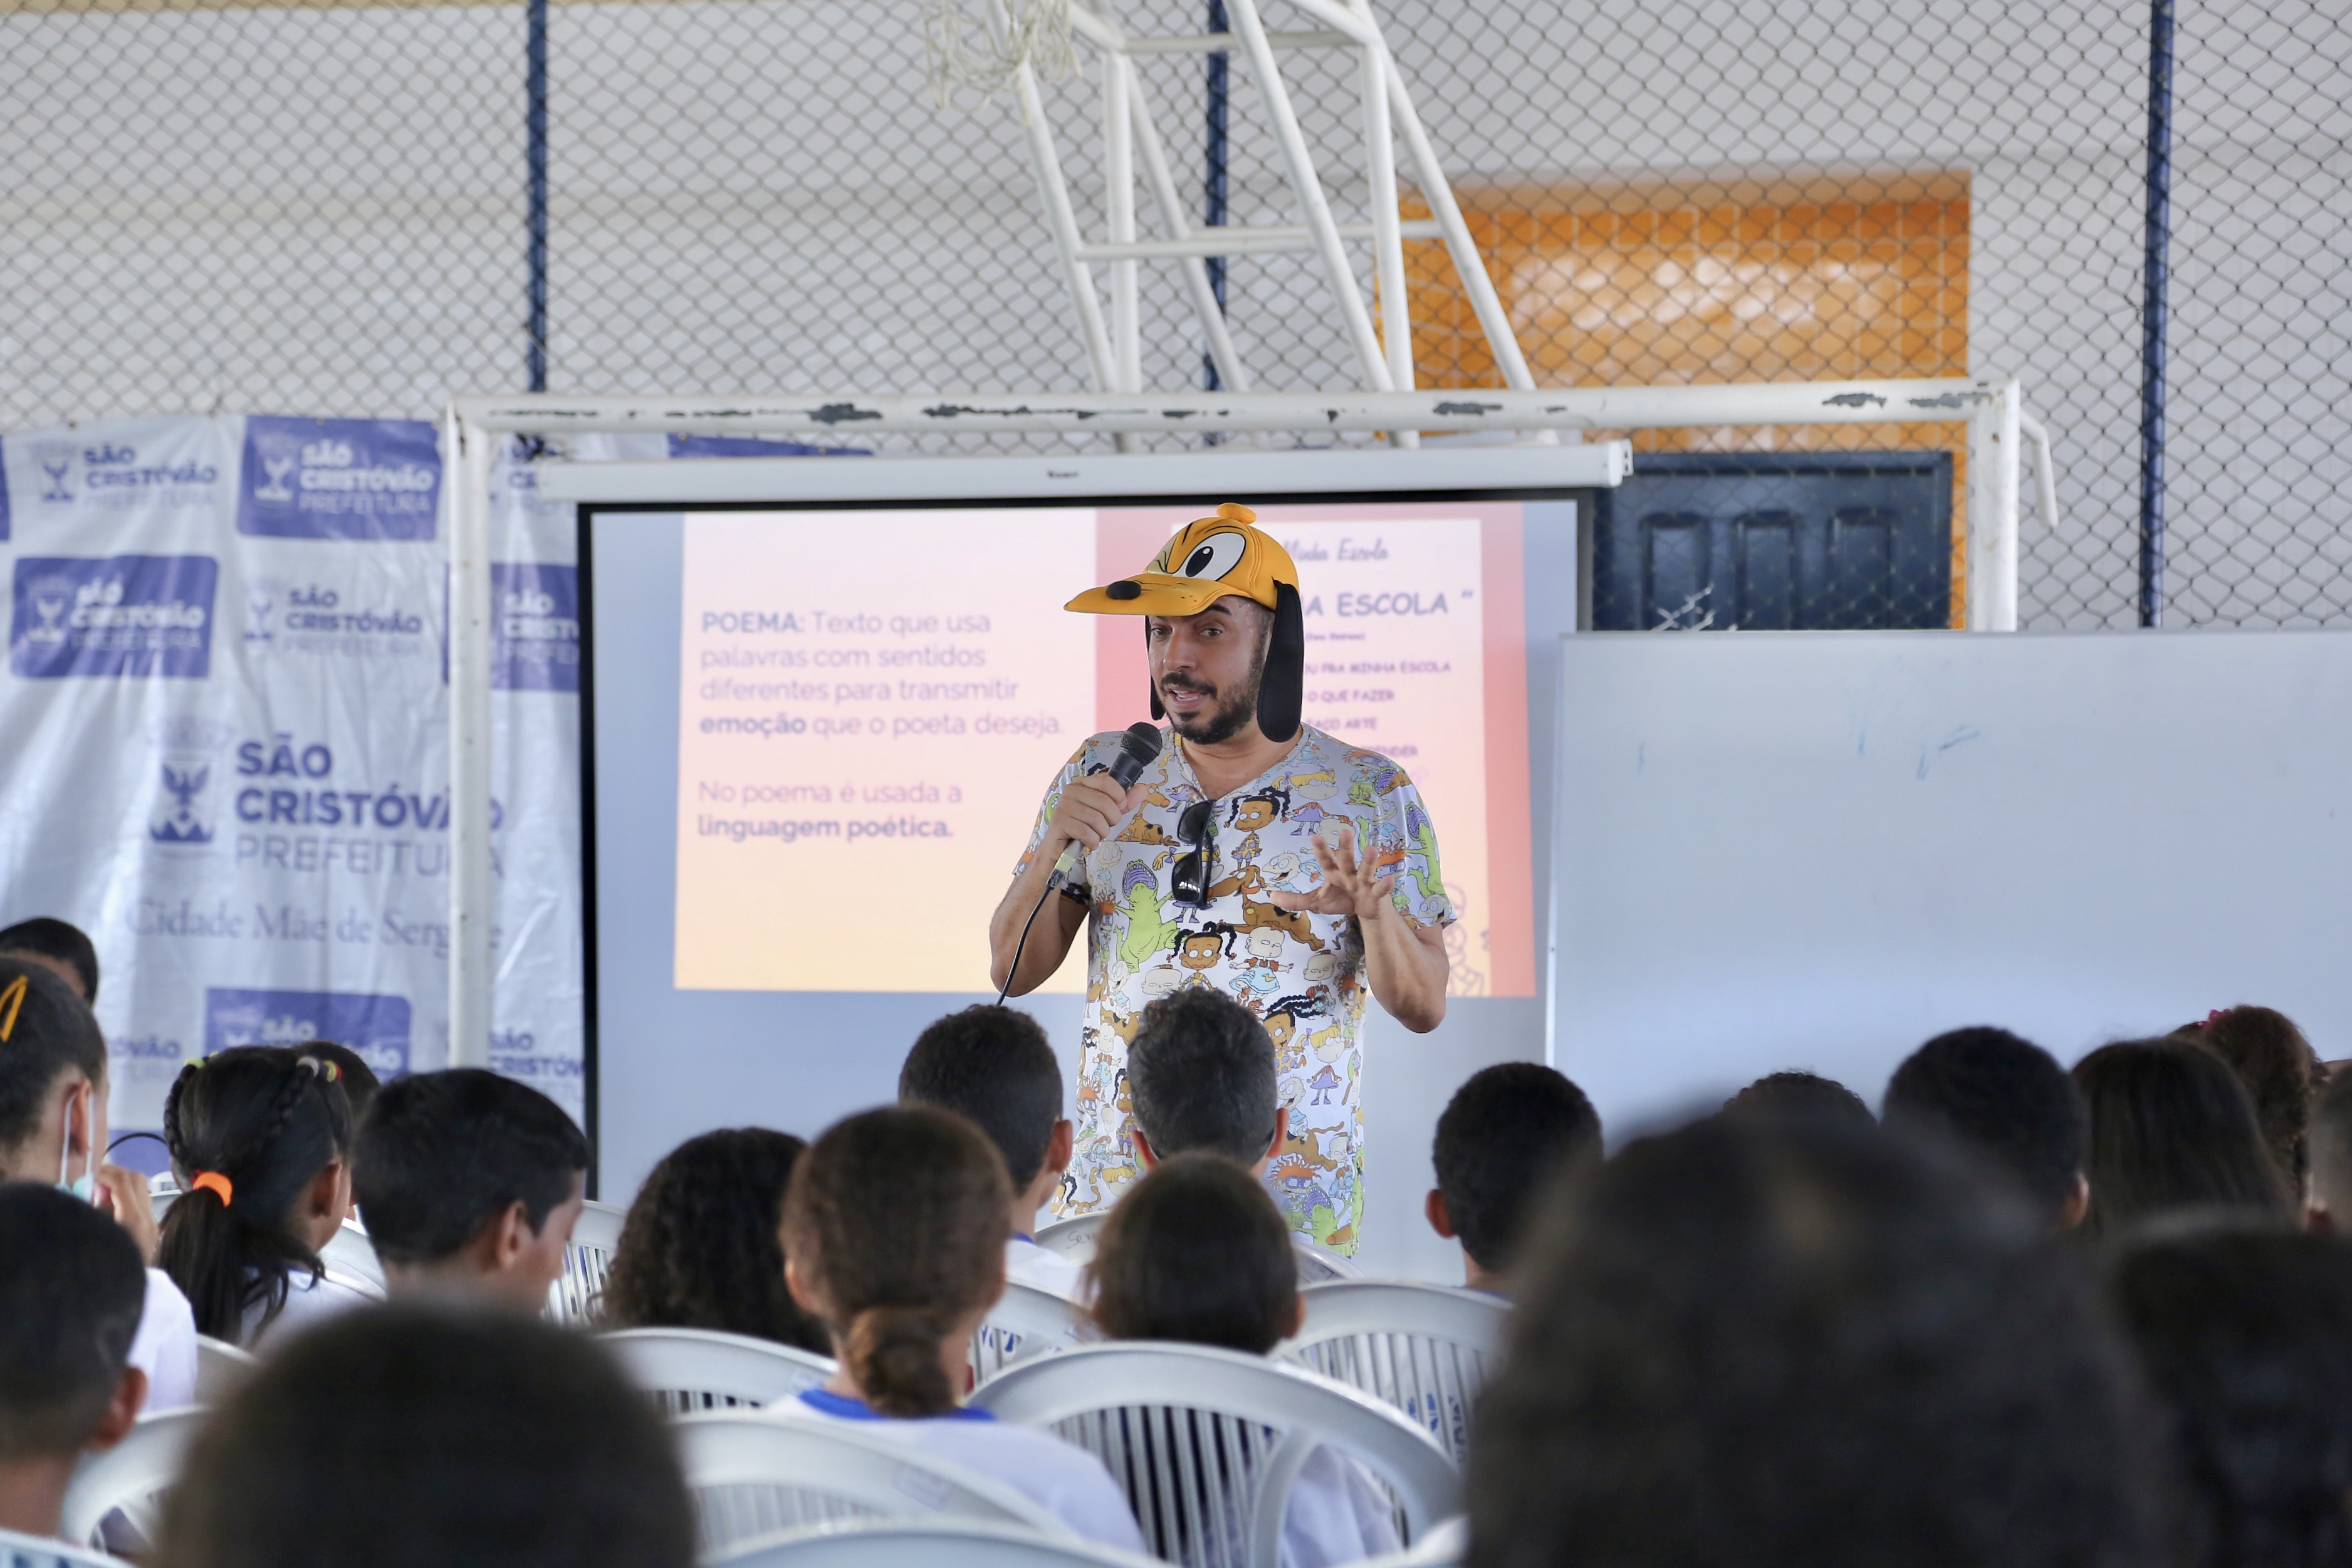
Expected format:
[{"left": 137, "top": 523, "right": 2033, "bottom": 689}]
[
  {"left": 780, "top": 1106, "right": 1144, "bottom": 1552},
  {"left": 159, "top": 1046, "right": 374, "bottom": 1349}
]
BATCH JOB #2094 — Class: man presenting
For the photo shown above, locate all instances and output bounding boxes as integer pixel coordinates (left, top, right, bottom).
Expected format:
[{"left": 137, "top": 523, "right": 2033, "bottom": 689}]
[{"left": 990, "top": 503, "right": 1451, "bottom": 1254}]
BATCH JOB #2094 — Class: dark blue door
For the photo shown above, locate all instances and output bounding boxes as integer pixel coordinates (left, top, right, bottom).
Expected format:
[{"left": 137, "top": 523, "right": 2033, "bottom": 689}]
[{"left": 1591, "top": 452, "right": 1954, "bottom": 630}]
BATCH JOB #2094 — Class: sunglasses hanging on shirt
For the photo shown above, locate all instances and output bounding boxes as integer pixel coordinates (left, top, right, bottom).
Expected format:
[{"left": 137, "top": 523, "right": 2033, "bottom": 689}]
[{"left": 1171, "top": 798, "right": 1218, "bottom": 907}]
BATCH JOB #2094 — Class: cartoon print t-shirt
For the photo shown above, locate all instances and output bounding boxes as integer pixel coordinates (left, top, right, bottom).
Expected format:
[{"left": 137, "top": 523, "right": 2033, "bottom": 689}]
[{"left": 1014, "top": 724, "right": 1454, "bottom": 1254}]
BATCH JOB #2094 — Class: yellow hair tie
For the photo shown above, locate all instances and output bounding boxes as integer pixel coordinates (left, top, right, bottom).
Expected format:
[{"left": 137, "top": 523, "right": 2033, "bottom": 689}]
[{"left": 0, "top": 975, "right": 26, "bottom": 1043}]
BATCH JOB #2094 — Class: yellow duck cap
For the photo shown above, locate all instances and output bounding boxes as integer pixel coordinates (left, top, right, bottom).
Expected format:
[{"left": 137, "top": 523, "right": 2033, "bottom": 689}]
[{"left": 1064, "top": 503, "right": 1300, "bottom": 618}]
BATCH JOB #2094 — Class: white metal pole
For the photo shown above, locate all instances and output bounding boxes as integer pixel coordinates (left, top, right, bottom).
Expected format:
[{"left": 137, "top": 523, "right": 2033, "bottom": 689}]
[
  {"left": 1965, "top": 379, "right": 2023, "bottom": 632},
  {"left": 1225, "top": 0, "right": 1394, "bottom": 391},
  {"left": 1356, "top": 4, "right": 1414, "bottom": 447},
  {"left": 446, "top": 410, "right": 497, "bottom": 1068},
  {"left": 1126, "top": 57, "right": 1252, "bottom": 392},
  {"left": 1015, "top": 56, "right": 1119, "bottom": 391},
  {"left": 1104, "top": 46, "right": 1139, "bottom": 393}
]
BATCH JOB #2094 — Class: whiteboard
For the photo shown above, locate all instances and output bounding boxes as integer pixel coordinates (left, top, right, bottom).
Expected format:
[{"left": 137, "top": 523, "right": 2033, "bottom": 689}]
[{"left": 1552, "top": 630, "right": 2352, "bottom": 1137}]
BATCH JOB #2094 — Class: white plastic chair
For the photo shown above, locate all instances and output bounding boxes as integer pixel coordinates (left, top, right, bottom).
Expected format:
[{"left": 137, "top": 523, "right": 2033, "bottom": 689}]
[
  {"left": 1273, "top": 1283, "right": 1507, "bottom": 1462},
  {"left": 673, "top": 1409, "right": 1074, "bottom": 1556},
  {"left": 970, "top": 1342, "right": 1460, "bottom": 1568},
  {"left": 709, "top": 1519, "right": 1163, "bottom": 1568},
  {"left": 1032, "top": 1211, "right": 1107, "bottom": 1264},
  {"left": 971, "top": 1280, "right": 1097, "bottom": 1383},
  {"left": 1356, "top": 1515, "right": 1469, "bottom": 1567},
  {"left": 0, "top": 1524, "right": 134, "bottom": 1568},
  {"left": 58, "top": 1407, "right": 204, "bottom": 1552},
  {"left": 320, "top": 1218, "right": 387, "bottom": 1293},
  {"left": 1033, "top": 1213, "right": 1361, "bottom": 1285},
  {"left": 600, "top": 1327, "right": 837, "bottom": 1414},
  {"left": 191, "top": 1335, "right": 258, "bottom": 1405},
  {"left": 547, "top": 1197, "right": 627, "bottom": 1324}
]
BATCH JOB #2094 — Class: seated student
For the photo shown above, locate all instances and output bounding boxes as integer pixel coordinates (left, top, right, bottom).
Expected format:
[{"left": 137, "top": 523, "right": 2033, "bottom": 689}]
[
  {"left": 352, "top": 1069, "right": 587, "bottom": 1310},
  {"left": 1092, "top": 1152, "right": 1399, "bottom": 1568},
  {"left": 0, "top": 958, "right": 196, "bottom": 1411},
  {"left": 899, "top": 1004, "right": 1083, "bottom": 1300},
  {"left": 1882, "top": 1027, "right": 2091, "bottom": 1229},
  {"left": 1471, "top": 1116, "right": 2158, "bottom": 1568},
  {"left": 780, "top": 1105, "right": 1146, "bottom": 1552},
  {"left": 0, "top": 1185, "right": 149, "bottom": 1542},
  {"left": 1426, "top": 1063, "right": 1602, "bottom": 1295},
  {"left": 0, "top": 917, "right": 100, "bottom": 1003},
  {"left": 2107, "top": 1226, "right": 2352, "bottom": 1568},
  {"left": 600, "top": 1127, "right": 829, "bottom": 1352},
  {"left": 2306, "top": 1069, "right": 2352, "bottom": 1233},
  {"left": 157, "top": 1303, "right": 693, "bottom": 1568},
  {"left": 1722, "top": 1069, "right": 1874, "bottom": 1125},
  {"left": 159, "top": 1046, "right": 371, "bottom": 1349},
  {"left": 2072, "top": 1038, "right": 2289, "bottom": 1238},
  {"left": 2170, "top": 1006, "right": 2327, "bottom": 1198},
  {"left": 1127, "top": 989, "right": 1287, "bottom": 1174}
]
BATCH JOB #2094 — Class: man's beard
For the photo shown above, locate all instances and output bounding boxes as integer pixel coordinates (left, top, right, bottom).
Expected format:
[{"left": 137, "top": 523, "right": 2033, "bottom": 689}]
[{"left": 1160, "top": 652, "right": 1263, "bottom": 745}]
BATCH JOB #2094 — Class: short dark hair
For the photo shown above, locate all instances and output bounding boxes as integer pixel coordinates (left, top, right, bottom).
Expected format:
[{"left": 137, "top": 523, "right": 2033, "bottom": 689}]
[
  {"left": 898, "top": 1006, "right": 1062, "bottom": 1188},
  {"left": 1470, "top": 1116, "right": 2158, "bottom": 1568},
  {"left": 1883, "top": 1027, "right": 2086, "bottom": 1223},
  {"left": 157, "top": 1303, "right": 693, "bottom": 1568},
  {"left": 600, "top": 1127, "right": 828, "bottom": 1354},
  {"left": 2309, "top": 1069, "right": 2352, "bottom": 1223},
  {"left": 0, "top": 1183, "right": 145, "bottom": 1459},
  {"left": 353, "top": 1070, "right": 587, "bottom": 1265},
  {"left": 1090, "top": 1152, "right": 1297, "bottom": 1354},
  {"left": 2172, "top": 1006, "right": 2326, "bottom": 1191},
  {"left": 1723, "top": 1069, "right": 1875, "bottom": 1126},
  {"left": 2108, "top": 1226, "right": 2352, "bottom": 1568},
  {"left": 1129, "top": 988, "right": 1277, "bottom": 1163},
  {"left": 296, "top": 1040, "right": 383, "bottom": 1131},
  {"left": 160, "top": 1046, "right": 353, "bottom": 1341},
  {"left": 2072, "top": 1038, "right": 2289, "bottom": 1238},
  {"left": 0, "top": 958, "right": 107, "bottom": 1159},
  {"left": 0, "top": 917, "right": 100, "bottom": 1003},
  {"left": 1432, "top": 1063, "right": 1602, "bottom": 1272}
]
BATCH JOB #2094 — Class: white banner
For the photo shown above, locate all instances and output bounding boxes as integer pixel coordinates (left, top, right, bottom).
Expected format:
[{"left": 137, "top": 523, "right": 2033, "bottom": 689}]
[{"left": 0, "top": 414, "right": 587, "bottom": 1152}]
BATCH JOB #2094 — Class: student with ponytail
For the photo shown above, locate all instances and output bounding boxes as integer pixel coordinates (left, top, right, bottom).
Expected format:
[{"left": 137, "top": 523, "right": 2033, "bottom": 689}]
[
  {"left": 0, "top": 957, "right": 197, "bottom": 1411},
  {"left": 780, "top": 1105, "right": 1144, "bottom": 1552},
  {"left": 159, "top": 1046, "right": 373, "bottom": 1349}
]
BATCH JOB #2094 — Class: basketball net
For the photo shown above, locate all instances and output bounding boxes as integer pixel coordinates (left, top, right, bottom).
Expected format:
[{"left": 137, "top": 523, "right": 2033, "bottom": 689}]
[{"left": 923, "top": 0, "right": 1077, "bottom": 110}]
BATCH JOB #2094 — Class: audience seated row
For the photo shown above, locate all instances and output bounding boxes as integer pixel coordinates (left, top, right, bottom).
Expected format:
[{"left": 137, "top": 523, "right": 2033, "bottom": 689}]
[{"left": 12, "top": 899, "right": 2352, "bottom": 1568}]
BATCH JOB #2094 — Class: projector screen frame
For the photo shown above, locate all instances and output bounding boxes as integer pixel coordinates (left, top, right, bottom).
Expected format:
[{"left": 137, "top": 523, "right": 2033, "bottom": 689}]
[{"left": 573, "top": 469, "right": 1602, "bottom": 1181}]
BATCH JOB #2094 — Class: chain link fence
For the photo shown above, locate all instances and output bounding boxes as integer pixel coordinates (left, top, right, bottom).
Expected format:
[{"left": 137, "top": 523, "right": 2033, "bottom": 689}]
[{"left": 3, "top": 0, "right": 2344, "bottom": 625}]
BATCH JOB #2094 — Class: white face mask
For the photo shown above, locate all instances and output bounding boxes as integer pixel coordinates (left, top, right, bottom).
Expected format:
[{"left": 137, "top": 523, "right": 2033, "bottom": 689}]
[{"left": 58, "top": 1084, "right": 95, "bottom": 1202}]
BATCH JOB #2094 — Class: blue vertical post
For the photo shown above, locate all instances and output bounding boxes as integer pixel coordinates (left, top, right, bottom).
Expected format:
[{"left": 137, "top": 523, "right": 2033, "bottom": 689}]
[
  {"left": 2136, "top": 0, "right": 2175, "bottom": 627},
  {"left": 526, "top": 0, "right": 550, "bottom": 393},
  {"left": 1203, "top": 0, "right": 1229, "bottom": 394}
]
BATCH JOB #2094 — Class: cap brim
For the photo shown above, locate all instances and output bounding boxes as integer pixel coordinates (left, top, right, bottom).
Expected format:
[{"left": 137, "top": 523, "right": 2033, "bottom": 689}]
[{"left": 1065, "top": 573, "right": 1259, "bottom": 616}]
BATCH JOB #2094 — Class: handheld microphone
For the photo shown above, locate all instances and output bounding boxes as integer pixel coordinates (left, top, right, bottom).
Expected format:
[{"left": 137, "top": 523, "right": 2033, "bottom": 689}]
[{"left": 1047, "top": 721, "right": 1165, "bottom": 891}]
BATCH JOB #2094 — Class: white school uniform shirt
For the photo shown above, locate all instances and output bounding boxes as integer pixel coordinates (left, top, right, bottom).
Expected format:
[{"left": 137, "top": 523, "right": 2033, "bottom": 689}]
[
  {"left": 128, "top": 1270, "right": 198, "bottom": 1412},
  {"left": 1278, "top": 1446, "right": 1401, "bottom": 1568},
  {"left": 240, "top": 1265, "right": 381, "bottom": 1351},
  {"left": 791, "top": 1389, "right": 1146, "bottom": 1553},
  {"left": 1005, "top": 1235, "right": 1087, "bottom": 1302}
]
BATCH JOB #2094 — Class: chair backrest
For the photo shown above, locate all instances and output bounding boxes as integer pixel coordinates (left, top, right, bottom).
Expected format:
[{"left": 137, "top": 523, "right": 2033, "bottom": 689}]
[
  {"left": 58, "top": 1408, "right": 205, "bottom": 1552},
  {"left": 191, "top": 1335, "right": 259, "bottom": 1406},
  {"left": 970, "top": 1342, "right": 1460, "bottom": 1568},
  {"left": 1032, "top": 1212, "right": 1107, "bottom": 1265},
  {"left": 1289, "top": 1236, "right": 1362, "bottom": 1284},
  {"left": 709, "top": 1519, "right": 1160, "bottom": 1568},
  {"left": 1357, "top": 1515, "right": 1469, "bottom": 1568},
  {"left": 971, "top": 1281, "right": 1095, "bottom": 1384},
  {"left": 0, "top": 1524, "right": 134, "bottom": 1568},
  {"left": 1273, "top": 1283, "right": 1507, "bottom": 1462},
  {"left": 601, "top": 1327, "right": 837, "bottom": 1415},
  {"left": 320, "top": 1218, "right": 386, "bottom": 1293},
  {"left": 673, "top": 1410, "right": 1074, "bottom": 1557},
  {"left": 547, "top": 1197, "right": 628, "bottom": 1324}
]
